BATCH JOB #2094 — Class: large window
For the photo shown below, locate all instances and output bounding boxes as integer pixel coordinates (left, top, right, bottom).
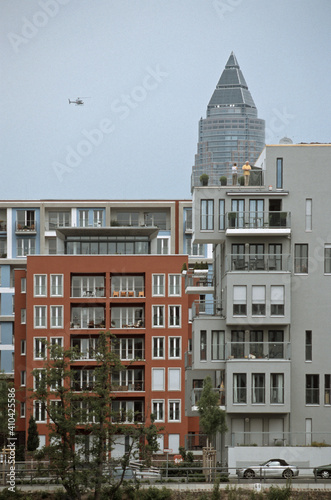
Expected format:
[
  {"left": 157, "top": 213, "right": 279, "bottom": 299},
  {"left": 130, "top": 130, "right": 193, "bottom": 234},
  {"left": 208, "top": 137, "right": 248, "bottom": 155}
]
[
  {"left": 250, "top": 330, "right": 263, "bottom": 358},
  {"left": 72, "top": 337, "right": 98, "bottom": 360},
  {"left": 34, "top": 275, "right": 47, "bottom": 296},
  {"left": 48, "top": 211, "right": 70, "bottom": 229},
  {"left": 34, "top": 337, "right": 46, "bottom": 359},
  {"left": 112, "top": 338, "right": 144, "bottom": 360},
  {"left": 268, "top": 330, "right": 284, "bottom": 358},
  {"left": 50, "top": 306, "right": 63, "bottom": 328},
  {"left": 294, "top": 244, "right": 308, "bottom": 273},
  {"left": 231, "top": 331, "right": 245, "bottom": 358},
  {"left": 152, "top": 337, "right": 164, "bottom": 359},
  {"left": 211, "top": 330, "right": 224, "bottom": 360},
  {"left": 17, "top": 238, "right": 36, "bottom": 256},
  {"left": 269, "top": 244, "right": 282, "bottom": 271},
  {"left": 152, "top": 305, "right": 165, "bottom": 327},
  {"left": 186, "top": 238, "right": 204, "bottom": 256},
  {"left": 169, "top": 305, "right": 181, "bottom": 327},
  {"left": 270, "top": 373, "right": 284, "bottom": 404},
  {"left": 152, "top": 400, "right": 164, "bottom": 422},
  {"left": 51, "top": 275, "right": 63, "bottom": 296},
  {"left": 233, "top": 374, "right": 246, "bottom": 404},
  {"left": 34, "top": 401, "right": 46, "bottom": 422},
  {"left": 169, "top": 337, "right": 181, "bottom": 359},
  {"left": 201, "top": 200, "right": 214, "bottom": 230},
  {"left": 252, "top": 374, "right": 265, "bottom": 404},
  {"left": 110, "top": 306, "right": 143, "bottom": 329},
  {"left": 115, "top": 212, "right": 139, "bottom": 226},
  {"left": 112, "top": 368, "right": 144, "bottom": 391},
  {"left": 169, "top": 275, "right": 181, "bottom": 296},
  {"left": 111, "top": 275, "right": 143, "bottom": 297},
  {"left": 144, "top": 212, "right": 167, "bottom": 229},
  {"left": 34, "top": 306, "right": 47, "bottom": 328},
  {"left": 306, "top": 374, "right": 319, "bottom": 405},
  {"left": 252, "top": 286, "right": 265, "bottom": 315},
  {"left": 72, "top": 306, "right": 105, "bottom": 329},
  {"left": 270, "top": 286, "right": 285, "bottom": 315},
  {"left": 168, "top": 400, "right": 180, "bottom": 422},
  {"left": 72, "top": 275, "right": 105, "bottom": 298},
  {"left": 72, "top": 369, "right": 95, "bottom": 391},
  {"left": 157, "top": 238, "right": 169, "bottom": 255},
  {"left": 152, "top": 275, "right": 165, "bottom": 296},
  {"left": 233, "top": 286, "right": 247, "bottom": 315}
]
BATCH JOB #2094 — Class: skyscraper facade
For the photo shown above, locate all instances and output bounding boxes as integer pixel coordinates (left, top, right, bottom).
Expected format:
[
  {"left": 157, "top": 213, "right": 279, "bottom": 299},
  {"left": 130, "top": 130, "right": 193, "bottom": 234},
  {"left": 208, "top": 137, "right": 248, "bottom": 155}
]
[{"left": 191, "top": 52, "right": 265, "bottom": 188}]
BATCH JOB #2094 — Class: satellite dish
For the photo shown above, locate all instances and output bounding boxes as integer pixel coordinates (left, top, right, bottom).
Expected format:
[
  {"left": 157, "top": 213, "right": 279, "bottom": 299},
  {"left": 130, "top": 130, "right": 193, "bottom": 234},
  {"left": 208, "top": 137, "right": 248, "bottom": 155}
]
[{"left": 279, "top": 137, "right": 293, "bottom": 144}]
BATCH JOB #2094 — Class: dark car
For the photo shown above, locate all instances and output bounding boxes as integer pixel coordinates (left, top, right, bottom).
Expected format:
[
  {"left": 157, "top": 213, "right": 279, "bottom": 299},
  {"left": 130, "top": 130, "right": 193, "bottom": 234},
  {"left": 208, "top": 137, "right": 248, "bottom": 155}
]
[
  {"left": 313, "top": 464, "right": 331, "bottom": 479},
  {"left": 236, "top": 458, "right": 299, "bottom": 479}
]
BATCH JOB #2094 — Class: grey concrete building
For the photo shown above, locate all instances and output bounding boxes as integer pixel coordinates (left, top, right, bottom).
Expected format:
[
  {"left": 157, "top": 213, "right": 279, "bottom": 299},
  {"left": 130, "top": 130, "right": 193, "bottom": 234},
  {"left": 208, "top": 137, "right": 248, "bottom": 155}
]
[
  {"left": 191, "top": 52, "right": 265, "bottom": 189},
  {"left": 188, "top": 144, "right": 331, "bottom": 461}
]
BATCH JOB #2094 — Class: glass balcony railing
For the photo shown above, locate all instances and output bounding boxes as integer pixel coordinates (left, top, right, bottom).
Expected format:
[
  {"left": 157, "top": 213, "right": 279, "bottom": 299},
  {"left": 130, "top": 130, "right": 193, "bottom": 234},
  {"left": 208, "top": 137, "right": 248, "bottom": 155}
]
[
  {"left": 226, "top": 253, "right": 291, "bottom": 272},
  {"left": 191, "top": 169, "right": 264, "bottom": 189},
  {"left": 192, "top": 387, "right": 225, "bottom": 406},
  {"left": 226, "top": 211, "right": 291, "bottom": 230},
  {"left": 226, "top": 342, "right": 291, "bottom": 360},
  {"left": 192, "top": 300, "right": 224, "bottom": 318},
  {"left": 16, "top": 221, "right": 37, "bottom": 232}
]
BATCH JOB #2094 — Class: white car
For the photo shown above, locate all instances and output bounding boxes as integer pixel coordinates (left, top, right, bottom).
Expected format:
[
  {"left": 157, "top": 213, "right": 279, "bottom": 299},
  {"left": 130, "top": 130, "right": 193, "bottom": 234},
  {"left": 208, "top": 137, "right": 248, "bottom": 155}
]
[{"left": 236, "top": 458, "right": 299, "bottom": 479}]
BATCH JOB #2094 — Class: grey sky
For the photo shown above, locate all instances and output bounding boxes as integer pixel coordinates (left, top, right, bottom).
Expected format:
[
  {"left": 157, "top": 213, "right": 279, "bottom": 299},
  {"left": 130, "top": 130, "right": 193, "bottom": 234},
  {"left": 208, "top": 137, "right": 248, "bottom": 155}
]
[{"left": 2, "top": 0, "right": 330, "bottom": 200}]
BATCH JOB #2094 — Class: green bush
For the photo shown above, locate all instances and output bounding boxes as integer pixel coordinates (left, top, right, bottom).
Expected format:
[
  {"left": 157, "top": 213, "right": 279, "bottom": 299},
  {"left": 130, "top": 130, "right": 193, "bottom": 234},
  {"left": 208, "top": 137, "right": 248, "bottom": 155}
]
[{"left": 267, "top": 485, "right": 291, "bottom": 500}]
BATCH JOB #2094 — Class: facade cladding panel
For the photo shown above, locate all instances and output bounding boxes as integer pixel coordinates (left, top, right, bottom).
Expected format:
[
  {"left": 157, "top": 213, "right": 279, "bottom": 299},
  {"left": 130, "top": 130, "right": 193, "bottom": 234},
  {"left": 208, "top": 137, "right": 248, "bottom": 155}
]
[{"left": 14, "top": 253, "right": 198, "bottom": 454}]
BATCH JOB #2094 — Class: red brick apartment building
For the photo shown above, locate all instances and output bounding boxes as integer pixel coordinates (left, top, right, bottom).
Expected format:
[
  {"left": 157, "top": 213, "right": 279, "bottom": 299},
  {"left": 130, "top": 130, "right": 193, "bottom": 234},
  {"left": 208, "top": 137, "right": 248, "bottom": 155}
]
[{"left": 15, "top": 254, "right": 199, "bottom": 456}]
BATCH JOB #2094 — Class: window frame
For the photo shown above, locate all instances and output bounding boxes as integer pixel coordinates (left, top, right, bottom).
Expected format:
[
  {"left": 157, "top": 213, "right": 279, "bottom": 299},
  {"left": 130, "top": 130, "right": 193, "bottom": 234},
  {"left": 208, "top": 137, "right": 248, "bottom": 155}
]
[
  {"left": 168, "top": 274, "right": 181, "bottom": 296},
  {"left": 152, "top": 305, "right": 165, "bottom": 328},
  {"left": 50, "top": 274, "right": 63, "bottom": 297},
  {"left": 34, "top": 274, "right": 47, "bottom": 297},
  {"left": 168, "top": 400, "right": 181, "bottom": 422},
  {"left": 169, "top": 337, "right": 181, "bottom": 359},
  {"left": 34, "top": 305, "right": 47, "bottom": 328},
  {"left": 152, "top": 337, "right": 165, "bottom": 359},
  {"left": 152, "top": 274, "right": 165, "bottom": 296}
]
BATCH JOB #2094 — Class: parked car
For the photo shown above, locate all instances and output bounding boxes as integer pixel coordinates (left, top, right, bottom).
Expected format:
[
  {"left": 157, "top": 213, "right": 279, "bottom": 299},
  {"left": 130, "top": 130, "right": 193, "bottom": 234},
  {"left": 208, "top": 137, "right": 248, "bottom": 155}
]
[
  {"left": 313, "top": 464, "right": 331, "bottom": 479},
  {"left": 135, "top": 468, "right": 162, "bottom": 481},
  {"left": 110, "top": 466, "right": 137, "bottom": 482},
  {"left": 236, "top": 458, "right": 299, "bottom": 479}
]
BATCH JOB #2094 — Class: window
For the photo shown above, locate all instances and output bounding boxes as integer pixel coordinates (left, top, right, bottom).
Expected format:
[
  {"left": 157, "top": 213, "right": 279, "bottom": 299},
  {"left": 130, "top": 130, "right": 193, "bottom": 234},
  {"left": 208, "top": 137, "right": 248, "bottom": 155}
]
[
  {"left": 169, "top": 275, "right": 181, "bottom": 296},
  {"left": 231, "top": 330, "right": 245, "bottom": 358},
  {"left": 34, "top": 337, "right": 47, "bottom": 359},
  {"left": 249, "top": 200, "right": 264, "bottom": 228},
  {"left": 211, "top": 330, "right": 224, "bottom": 360},
  {"left": 20, "top": 371, "right": 26, "bottom": 386},
  {"left": 21, "top": 309, "right": 26, "bottom": 324},
  {"left": 276, "top": 158, "right": 283, "bottom": 189},
  {"left": 34, "top": 275, "right": 47, "bottom": 296},
  {"left": 305, "top": 331, "right": 312, "bottom": 361},
  {"left": 34, "top": 369, "right": 46, "bottom": 391},
  {"left": 325, "top": 375, "right": 331, "bottom": 405},
  {"left": 306, "top": 374, "right": 319, "bottom": 405},
  {"left": 294, "top": 244, "right": 308, "bottom": 273},
  {"left": 51, "top": 275, "right": 63, "bottom": 296},
  {"left": 269, "top": 244, "right": 282, "bottom": 271},
  {"left": 112, "top": 338, "right": 144, "bottom": 361},
  {"left": 271, "top": 374, "right": 284, "bottom": 404},
  {"left": 233, "top": 286, "right": 247, "bottom": 315},
  {"left": 48, "top": 211, "right": 70, "bottom": 229},
  {"left": 219, "top": 199, "right": 225, "bottom": 230},
  {"left": 268, "top": 330, "right": 284, "bottom": 358},
  {"left": 249, "top": 330, "right": 263, "bottom": 358},
  {"left": 50, "top": 337, "right": 63, "bottom": 359},
  {"left": 72, "top": 369, "right": 95, "bottom": 391},
  {"left": 17, "top": 238, "right": 36, "bottom": 256},
  {"left": 72, "top": 275, "right": 106, "bottom": 297},
  {"left": 169, "top": 337, "right": 181, "bottom": 359},
  {"left": 200, "top": 330, "right": 207, "bottom": 361},
  {"left": 270, "top": 286, "right": 285, "bottom": 315},
  {"left": 169, "top": 305, "right": 181, "bottom": 327},
  {"left": 157, "top": 238, "right": 169, "bottom": 255},
  {"left": 168, "top": 400, "right": 180, "bottom": 421},
  {"left": 252, "top": 286, "right": 265, "bottom": 315},
  {"left": 305, "top": 199, "right": 312, "bottom": 231},
  {"left": 152, "top": 337, "right": 164, "bottom": 359},
  {"left": 144, "top": 211, "right": 167, "bottom": 229},
  {"left": 231, "top": 199, "right": 244, "bottom": 228},
  {"left": 21, "top": 278, "right": 26, "bottom": 293},
  {"left": 152, "top": 305, "right": 165, "bottom": 327},
  {"left": 252, "top": 374, "right": 265, "bottom": 404},
  {"left": 152, "top": 368, "right": 165, "bottom": 391},
  {"left": 93, "top": 210, "right": 103, "bottom": 227},
  {"left": 324, "top": 245, "right": 331, "bottom": 273},
  {"left": 34, "top": 306, "right": 47, "bottom": 328},
  {"left": 152, "top": 275, "right": 165, "bottom": 296},
  {"left": 186, "top": 237, "right": 204, "bottom": 256},
  {"left": 168, "top": 368, "right": 181, "bottom": 391},
  {"left": 79, "top": 210, "right": 89, "bottom": 227},
  {"left": 152, "top": 400, "right": 164, "bottom": 422},
  {"left": 50, "top": 306, "right": 63, "bottom": 328},
  {"left": 233, "top": 374, "right": 246, "bottom": 403},
  {"left": 201, "top": 200, "right": 214, "bottom": 230},
  {"left": 116, "top": 211, "right": 139, "bottom": 226},
  {"left": 34, "top": 401, "right": 46, "bottom": 422},
  {"left": 20, "top": 402, "right": 26, "bottom": 418},
  {"left": 21, "top": 339, "right": 26, "bottom": 355}
]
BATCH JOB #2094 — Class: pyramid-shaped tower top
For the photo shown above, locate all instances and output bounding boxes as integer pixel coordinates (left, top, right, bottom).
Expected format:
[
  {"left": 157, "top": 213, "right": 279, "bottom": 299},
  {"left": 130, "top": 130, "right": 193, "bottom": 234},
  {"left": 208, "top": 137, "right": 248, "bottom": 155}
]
[{"left": 207, "top": 51, "right": 256, "bottom": 113}]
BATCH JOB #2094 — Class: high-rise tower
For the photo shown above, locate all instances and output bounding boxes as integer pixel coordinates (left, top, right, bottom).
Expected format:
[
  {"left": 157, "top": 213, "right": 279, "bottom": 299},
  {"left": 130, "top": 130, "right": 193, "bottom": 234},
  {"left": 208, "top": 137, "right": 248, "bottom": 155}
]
[{"left": 191, "top": 52, "right": 265, "bottom": 188}]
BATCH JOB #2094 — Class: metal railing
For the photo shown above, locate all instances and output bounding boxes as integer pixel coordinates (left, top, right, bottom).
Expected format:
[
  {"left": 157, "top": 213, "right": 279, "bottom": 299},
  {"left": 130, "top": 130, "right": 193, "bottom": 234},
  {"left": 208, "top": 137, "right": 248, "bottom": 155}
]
[
  {"left": 226, "top": 211, "right": 291, "bottom": 230},
  {"left": 226, "top": 253, "right": 291, "bottom": 272},
  {"left": 16, "top": 221, "right": 37, "bottom": 232},
  {"left": 226, "top": 342, "right": 291, "bottom": 360},
  {"left": 231, "top": 431, "right": 331, "bottom": 447},
  {"left": 191, "top": 169, "right": 264, "bottom": 189},
  {"left": 192, "top": 300, "right": 224, "bottom": 318}
]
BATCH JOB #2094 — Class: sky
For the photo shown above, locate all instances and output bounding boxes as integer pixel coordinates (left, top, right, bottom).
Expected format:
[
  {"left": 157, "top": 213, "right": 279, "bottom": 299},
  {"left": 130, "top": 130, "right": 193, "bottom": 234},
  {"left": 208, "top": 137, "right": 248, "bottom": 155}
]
[{"left": 1, "top": 0, "right": 331, "bottom": 200}]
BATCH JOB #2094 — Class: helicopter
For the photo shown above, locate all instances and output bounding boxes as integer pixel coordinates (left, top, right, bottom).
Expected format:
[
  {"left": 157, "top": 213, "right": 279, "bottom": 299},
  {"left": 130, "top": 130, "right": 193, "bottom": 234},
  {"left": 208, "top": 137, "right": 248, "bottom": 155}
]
[{"left": 68, "top": 97, "right": 90, "bottom": 106}]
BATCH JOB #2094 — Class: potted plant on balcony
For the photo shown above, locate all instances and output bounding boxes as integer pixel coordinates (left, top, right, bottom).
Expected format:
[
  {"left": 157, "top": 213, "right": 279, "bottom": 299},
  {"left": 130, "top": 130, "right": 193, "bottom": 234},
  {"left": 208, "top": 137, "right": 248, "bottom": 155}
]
[
  {"left": 194, "top": 262, "right": 209, "bottom": 274},
  {"left": 181, "top": 263, "right": 188, "bottom": 275},
  {"left": 220, "top": 176, "right": 227, "bottom": 186},
  {"left": 200, "top": 174, "right": 209, "bottom": 186}
]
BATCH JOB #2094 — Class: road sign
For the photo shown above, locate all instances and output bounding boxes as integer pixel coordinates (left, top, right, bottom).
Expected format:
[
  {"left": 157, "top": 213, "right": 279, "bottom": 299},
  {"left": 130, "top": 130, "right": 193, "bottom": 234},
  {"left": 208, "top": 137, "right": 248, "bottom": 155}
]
[{"left": 163, "top": 448, "right": 173, "bottom": 453}]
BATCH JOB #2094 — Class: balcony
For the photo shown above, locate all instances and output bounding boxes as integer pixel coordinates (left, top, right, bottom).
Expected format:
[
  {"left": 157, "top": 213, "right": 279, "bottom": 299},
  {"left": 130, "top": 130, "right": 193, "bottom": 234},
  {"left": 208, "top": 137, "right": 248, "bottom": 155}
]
[
  {"left": 16, "top": 221, "right": 37, "bottom": 233},
  {"left": 192, "top": 387, "right": 225, "bottom": 410},
  {"left": 191, "top": 169, "right": 264, "bottom": 189},
  {"left": 226, "top": 253, "right": 291, "bottom": 272},
  {"left": 111, "top": 275, "right": 145, "bottom": 299},
  {"left": 192, "top": 300, "right": 224, "bottom": 319},
  {"left": 71, "top": 275, "right": 106, "bottom": 298},
  {"left": 226, "top": 211, "right": 291, "bottom": 236},
  {"left": 230, "top": 432, "right": 331, "bottom": 447},
  {"left": 185, "top": 270, "right": 214, "bottom": 294},
  {"left": 70, "top": 306, "right": 105, "bottom": 329},
  {"left": 226, "top": 342, "right": 291, "bottom": 360},
  {"left": 110, "top": 306, "right": 144, "bottom": 329}
]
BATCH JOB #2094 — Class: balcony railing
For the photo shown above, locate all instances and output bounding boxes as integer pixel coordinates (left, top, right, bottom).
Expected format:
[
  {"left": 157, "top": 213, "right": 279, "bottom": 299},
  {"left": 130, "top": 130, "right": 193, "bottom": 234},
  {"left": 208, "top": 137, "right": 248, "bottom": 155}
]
[
  {"left": 192, "top": 387, "right": 225, "bottom": 407},
  {"left": 111, "top": 288, "right": 145, "bottom": 298},
  {"left": 191, "top": 169, "right": 264, "bottom": 189},
  {"left": 231, "top": 432, "right": 331, "bottom": 447},
  {"left": 16, "top": 222, "right": 37, "bottom": 232},
  {"left": 226, "top": 342, "right": 291, "bottom": 360},
  {"left": 192, "top": 300, "right": 224, "bottom": 318},
  {"left": 226, "top": 253, "right": 291, "bottom": 272},
  {"left": 185, "top": 434, "right": 213, "bottom": 450},
  {"left": 226, "top": 211, "right": 291, "bottom": 230},
  {"left": 111, "top": 381, "right": 145, "bottom": 392},
  {"left": 185, "top": 270, "right": 214, "bottom": 288}
]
